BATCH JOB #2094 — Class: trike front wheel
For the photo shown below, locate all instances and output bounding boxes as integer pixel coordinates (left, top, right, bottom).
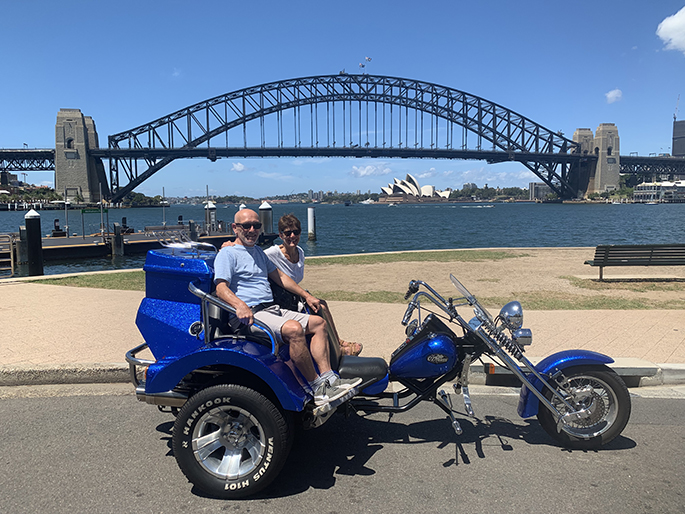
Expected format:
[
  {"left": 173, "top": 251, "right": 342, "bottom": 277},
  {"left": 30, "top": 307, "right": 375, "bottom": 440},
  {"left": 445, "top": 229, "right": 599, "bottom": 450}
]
[{"left": 537, "top": 365, "right": 631, "bottom": 450}]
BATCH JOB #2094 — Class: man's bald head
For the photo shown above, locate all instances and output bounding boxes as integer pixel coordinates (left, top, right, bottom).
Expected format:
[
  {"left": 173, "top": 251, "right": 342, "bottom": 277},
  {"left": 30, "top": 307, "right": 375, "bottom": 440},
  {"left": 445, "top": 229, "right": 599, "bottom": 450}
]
[
  {"left": 235, "top": 209, "right": 259, "bottom": 224},
  {"left": 232, "top": 209, "right": 262, "bottom": 246}
]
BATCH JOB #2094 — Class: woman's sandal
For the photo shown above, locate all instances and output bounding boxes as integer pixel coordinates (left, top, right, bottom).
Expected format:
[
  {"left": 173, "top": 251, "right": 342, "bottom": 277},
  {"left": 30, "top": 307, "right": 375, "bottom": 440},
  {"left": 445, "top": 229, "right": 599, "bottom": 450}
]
[{"left": 340, "top": 340, "right": 363, "bottom": 356}]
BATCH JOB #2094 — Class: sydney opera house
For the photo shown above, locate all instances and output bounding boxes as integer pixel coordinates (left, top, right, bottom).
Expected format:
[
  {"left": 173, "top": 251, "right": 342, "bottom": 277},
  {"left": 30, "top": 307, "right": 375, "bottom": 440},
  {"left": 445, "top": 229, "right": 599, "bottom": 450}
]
[{"left": 379, "top": 174, "right": 451, "bottom": 203}]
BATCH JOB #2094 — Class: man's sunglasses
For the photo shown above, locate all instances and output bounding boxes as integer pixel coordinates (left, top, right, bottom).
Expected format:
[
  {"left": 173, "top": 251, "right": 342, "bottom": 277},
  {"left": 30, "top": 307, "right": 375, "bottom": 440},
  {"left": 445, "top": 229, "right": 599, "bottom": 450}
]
[
  {"left": 234, "top": 222, "right": 262, "bottom": 230},
  {"left": 281, "top": 229, "right": 301, "bottom": 237}
]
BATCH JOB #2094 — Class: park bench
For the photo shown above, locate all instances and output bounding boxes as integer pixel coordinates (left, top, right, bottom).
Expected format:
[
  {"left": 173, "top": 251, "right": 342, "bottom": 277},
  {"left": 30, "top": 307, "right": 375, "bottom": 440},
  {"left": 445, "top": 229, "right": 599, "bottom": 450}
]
[{"left": 584, "top": 244, "right": 685, "bottom": 280}]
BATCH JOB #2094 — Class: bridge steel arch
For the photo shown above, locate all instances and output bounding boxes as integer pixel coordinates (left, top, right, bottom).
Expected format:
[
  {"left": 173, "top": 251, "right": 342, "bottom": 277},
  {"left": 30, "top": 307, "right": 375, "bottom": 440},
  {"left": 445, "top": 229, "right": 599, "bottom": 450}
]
[{"left": 106, "top": 74, "right": 585, "bottom": 202}]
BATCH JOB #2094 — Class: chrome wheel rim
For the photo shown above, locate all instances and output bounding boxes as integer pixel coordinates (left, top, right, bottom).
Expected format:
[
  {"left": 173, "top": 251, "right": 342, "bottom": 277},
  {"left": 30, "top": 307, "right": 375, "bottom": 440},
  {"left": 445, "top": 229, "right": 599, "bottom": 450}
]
[
  {"left": 191, "top": 405, "right": 266, "bottom": 479},
  {"left": 554, "top": 375, "right": 618, "bottom": 439}
]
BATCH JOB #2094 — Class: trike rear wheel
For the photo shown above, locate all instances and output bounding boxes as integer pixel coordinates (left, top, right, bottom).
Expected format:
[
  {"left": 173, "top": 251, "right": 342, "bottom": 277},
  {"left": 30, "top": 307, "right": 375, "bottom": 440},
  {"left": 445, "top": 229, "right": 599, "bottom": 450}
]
[{"left": 172, "top": 384, "right": 291, "bottom": 498}]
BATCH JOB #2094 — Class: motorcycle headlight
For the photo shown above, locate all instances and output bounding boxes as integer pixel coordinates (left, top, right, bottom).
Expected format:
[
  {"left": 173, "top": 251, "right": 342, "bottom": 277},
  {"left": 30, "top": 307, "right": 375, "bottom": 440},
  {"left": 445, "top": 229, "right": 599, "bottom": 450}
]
[
  {"left": 499, "top": 301, "right": 523, "bottom": 330},
  {"left": 512, "top": 328, "right": 532, "bottom": 346},
  {"left": 405, "top": 319, "right": 419, "bottom": 337}
]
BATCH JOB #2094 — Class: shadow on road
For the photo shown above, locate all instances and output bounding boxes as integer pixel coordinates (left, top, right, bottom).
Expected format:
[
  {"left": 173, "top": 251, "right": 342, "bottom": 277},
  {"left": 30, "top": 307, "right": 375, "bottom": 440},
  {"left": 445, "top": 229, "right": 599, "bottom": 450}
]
[{"left": 153, "top": 404, "right": 636, "bottom": 500}]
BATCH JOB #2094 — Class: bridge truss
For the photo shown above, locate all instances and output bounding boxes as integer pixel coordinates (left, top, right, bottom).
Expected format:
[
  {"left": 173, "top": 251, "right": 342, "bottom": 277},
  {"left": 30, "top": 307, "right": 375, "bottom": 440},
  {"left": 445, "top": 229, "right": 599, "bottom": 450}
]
[
  {"left": 104, "top": 74, "right": 585, "bottom": 202},
  {"left": 620, "top": 155, "right": 685, "bottom": 180},
  {"left": 0, "top": 149, "right": 55, "bottom": 172}
]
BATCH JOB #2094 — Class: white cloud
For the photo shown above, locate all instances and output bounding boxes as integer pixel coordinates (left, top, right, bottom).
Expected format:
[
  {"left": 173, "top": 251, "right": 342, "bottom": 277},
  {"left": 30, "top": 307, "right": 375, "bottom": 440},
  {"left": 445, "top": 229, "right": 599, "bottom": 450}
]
[
  {"left": 231, "top": 162, "right": 246, "bottom": 172},
  {"left": 516, "top": 170, "right": 537, "bottom": 180},
  {"left": 417, "top": 167, "right": 437, "bottom": 179},
  {"left": 605, "top": 88, "right": 623, "bottom": 104},
  {"left": 447, "top": 165, "right": 536, "bottom": 189},
  {"left": 657, "top": 7, "right": 685, "bottom": 55},
  {"left": 293, "top": 158, "right": 330, "bottom": 165},
  {"left": 256, "top": 171, "right": 295, "bottom": 181},
  {"left": 172, "top": 68, "right": 181, "bottom": 78},
  {"left": 350, "top": 163, "right": 392, "bottom": 177}
]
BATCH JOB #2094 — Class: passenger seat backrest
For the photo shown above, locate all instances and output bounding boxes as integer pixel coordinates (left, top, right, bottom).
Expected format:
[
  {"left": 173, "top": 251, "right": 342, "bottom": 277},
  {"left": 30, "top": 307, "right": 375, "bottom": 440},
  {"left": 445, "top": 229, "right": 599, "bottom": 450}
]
[
  {"left": 320, "top": 307, "right": 342, "bottom": 370},
  {"left": 206, "top": 294, "right": 275, "bottom": 348},
  {"left": 206, "top": 301, "right": 232, "bottom": 340}
]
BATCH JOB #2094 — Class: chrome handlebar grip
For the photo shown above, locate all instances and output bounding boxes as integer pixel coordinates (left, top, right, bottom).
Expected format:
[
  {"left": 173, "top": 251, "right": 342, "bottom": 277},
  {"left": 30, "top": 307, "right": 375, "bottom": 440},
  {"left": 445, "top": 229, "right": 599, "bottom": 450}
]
[
  {"left": 404, "top": 280, "right": 420, "bottom": 300},
  {"left": 401, "top": 300, "right": 417, "bottom": 325}
]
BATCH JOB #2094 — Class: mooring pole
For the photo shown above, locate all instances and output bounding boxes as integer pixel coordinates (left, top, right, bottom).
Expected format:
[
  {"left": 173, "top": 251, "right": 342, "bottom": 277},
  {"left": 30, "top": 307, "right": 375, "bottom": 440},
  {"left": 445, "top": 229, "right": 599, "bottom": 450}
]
[
  {"left": 259, "top": 201, "right": 273, "bottom": 234},
  {"left": 25, "top": 209, "right": 44, "bottom": 276},
  {"left": 113, "top": 223, "right": 124, "bottom": 256},
  {"left": 307, "top": 206, "right": 316, "bottom": 241}
]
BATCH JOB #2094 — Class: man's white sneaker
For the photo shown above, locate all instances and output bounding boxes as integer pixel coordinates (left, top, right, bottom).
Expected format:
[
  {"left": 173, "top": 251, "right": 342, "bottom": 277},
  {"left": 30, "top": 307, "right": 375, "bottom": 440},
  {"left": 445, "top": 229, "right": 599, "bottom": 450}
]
[
  {"left": 332, "top": 376, "right": 363, "bottom": 391},
  {"left": 313, "top": 378, "right": 361, "bottom": 406}
]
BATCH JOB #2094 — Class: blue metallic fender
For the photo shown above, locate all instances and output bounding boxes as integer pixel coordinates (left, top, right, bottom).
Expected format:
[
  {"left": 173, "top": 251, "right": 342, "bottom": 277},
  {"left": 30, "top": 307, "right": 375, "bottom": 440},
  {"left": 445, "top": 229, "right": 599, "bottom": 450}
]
[
  {"left": 517, "top": 349, "right": 614, "bottom": 419},
  {"left": 145, "top": 342, "right": 309, "bottom": 412}
]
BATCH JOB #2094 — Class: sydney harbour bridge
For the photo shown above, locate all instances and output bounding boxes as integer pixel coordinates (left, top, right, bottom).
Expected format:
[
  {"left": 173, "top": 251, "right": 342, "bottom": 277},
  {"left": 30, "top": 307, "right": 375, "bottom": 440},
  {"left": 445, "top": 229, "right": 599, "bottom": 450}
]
[{"left": 1, "top": 74, "right": 684, "bottom": 202}]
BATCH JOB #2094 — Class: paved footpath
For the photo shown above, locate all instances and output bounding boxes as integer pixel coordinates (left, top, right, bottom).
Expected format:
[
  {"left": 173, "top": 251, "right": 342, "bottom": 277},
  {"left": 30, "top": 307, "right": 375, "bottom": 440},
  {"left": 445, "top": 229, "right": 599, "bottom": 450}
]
[{"left": 1, "top": 274, "right": 685, "bottom": 387}]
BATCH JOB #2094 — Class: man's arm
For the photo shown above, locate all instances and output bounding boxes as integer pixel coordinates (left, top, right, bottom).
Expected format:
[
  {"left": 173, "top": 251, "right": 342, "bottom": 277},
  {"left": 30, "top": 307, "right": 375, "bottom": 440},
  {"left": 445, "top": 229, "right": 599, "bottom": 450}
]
[
  {"left": 268, "top": 269, "right": 321, "bottom": 313},
  {"left": 215, "top": 279, "right": 254, "bottom": 325}
]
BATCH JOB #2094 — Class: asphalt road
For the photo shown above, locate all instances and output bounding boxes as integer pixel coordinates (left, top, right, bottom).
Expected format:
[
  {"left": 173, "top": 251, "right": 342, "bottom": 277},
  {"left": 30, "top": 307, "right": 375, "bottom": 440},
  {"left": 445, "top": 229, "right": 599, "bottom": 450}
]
[{"left": 1, "top": 384, "right": 684, "bottom": 514}]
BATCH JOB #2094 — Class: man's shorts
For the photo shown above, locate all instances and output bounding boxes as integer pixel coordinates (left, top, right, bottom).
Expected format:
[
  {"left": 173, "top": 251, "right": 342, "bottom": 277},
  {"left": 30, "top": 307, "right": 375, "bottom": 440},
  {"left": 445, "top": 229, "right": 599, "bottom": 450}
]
[{"left": 253, "top": 305, "right": 310, "bottom": 343}]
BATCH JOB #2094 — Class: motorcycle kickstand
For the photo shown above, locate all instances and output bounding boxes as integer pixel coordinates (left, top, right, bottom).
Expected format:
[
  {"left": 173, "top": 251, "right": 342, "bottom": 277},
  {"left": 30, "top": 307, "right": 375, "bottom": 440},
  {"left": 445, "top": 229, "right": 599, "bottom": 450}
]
[
  {"left": 456, "top": 354, "right": 476, "bottom": 417},
  {"left": 458, "top": 383, "right": 475, "bottom": 418},
  {"left": 437, "top": 389, "right": 463, "bottom": 436}
]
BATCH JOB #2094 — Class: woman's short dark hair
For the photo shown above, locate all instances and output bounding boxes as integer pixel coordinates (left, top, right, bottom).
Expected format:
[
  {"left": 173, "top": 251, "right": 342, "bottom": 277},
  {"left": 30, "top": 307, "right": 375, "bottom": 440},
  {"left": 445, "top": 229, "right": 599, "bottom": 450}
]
[{"left": 278, "top": 213, "right": 301, "bottom": 233}]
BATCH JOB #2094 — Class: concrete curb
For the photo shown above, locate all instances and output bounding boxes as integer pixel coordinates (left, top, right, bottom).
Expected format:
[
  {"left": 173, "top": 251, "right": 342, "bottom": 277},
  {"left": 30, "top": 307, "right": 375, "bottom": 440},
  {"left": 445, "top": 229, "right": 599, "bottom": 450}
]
[
  {"left": 0, "top": 363, "right": 129, "bottom": 387},
  {"left": 468, "top": 358, "right": 685, "bottom": 387},
  {"left": 2, "top": 360, "right": 685, "bottom": 388}
]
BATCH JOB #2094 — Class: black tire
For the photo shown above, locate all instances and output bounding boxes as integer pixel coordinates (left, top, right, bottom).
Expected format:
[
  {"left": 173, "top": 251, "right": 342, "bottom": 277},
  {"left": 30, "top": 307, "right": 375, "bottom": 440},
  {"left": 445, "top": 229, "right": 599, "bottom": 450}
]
[
  {"left": 172, "top": 384, "right": 291, "bottom": 499},
  {"left": 537, "top": 365, "right": 631, "bottom": 450}
]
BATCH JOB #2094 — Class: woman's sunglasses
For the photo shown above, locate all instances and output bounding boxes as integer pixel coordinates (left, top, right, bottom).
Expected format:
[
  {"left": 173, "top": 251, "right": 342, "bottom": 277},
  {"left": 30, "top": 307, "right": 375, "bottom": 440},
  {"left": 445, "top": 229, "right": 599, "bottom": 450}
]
[{"left": 281, "top": 229, "right": 301, "bottom": 237}]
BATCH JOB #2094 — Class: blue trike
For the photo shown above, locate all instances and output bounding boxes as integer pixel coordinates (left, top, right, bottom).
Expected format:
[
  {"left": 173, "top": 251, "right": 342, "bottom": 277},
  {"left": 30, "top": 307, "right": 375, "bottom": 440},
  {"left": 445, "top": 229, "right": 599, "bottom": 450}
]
[{"left": 127, "top": 244, "right": 631, "bottom": 498}]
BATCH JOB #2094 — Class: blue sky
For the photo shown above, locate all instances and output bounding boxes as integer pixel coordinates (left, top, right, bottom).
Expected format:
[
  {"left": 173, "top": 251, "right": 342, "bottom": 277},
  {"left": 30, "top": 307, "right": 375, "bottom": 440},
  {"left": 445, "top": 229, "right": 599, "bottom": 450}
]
[{"left": 2, "top": 0, "right": 685, "bottom": 198}]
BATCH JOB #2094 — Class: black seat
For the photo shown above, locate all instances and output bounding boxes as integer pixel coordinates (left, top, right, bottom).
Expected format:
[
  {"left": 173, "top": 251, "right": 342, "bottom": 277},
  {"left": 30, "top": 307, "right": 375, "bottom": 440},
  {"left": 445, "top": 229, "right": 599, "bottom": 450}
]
[{"left": 338, "top": 355, "right": 389, "bottom": 389}]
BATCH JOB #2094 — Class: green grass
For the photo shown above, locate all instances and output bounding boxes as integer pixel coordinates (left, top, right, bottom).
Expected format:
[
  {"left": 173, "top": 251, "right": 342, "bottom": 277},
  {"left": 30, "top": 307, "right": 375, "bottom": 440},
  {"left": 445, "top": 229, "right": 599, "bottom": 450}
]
[
  {"left": 32, "top": 271, "right": 146, "bottom": 291},
  {"left": 309, "top": 290, "right": 406, "bottom": 303},
  {"left": 481, "top": 292, "right": 685, "bottom": 310},
  {"left": 29, "top": 257, "right": 685, "bottom": 310},
  {"left": 564, "top": 275, "right": 685, "bottom": 293},
  {"left": 306, "top": 250, "right": 527, "bottom": 266}
]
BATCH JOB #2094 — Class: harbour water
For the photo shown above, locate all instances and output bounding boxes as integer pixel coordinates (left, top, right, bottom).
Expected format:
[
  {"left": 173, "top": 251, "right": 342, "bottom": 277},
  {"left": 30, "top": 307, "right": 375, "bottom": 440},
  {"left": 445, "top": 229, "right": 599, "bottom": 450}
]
[{"left": 2, "top": 201, "right": 684, "bottom": 276}]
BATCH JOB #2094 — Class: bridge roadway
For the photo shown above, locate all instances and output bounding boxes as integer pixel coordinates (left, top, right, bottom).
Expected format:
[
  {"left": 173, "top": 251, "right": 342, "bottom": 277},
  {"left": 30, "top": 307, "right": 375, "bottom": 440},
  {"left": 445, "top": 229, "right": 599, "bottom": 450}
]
[
  {"left": 3, "top": 147, "right": 685, "bottom": 178},
  {"left": 0, "top": 146, "right": 685, "bottom": 173}
]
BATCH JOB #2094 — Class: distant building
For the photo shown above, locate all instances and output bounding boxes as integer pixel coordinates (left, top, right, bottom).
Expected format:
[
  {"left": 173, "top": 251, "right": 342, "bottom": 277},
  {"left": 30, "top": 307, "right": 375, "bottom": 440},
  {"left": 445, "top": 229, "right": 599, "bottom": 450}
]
[
  {"left": 633, "top": 180, "right": 685, "bottom": 203},
  {"left": 462, "top": 182, "right": 478, "bottom": 190},
  {"left": 674, "top": 120, "right": 685, "bottom": 157},
  {"left": 380, "top": 174, "right": 451, "bottom": 203},
  {"left": 0, "top": 172, "right": 18, "bottom": 186},
  {"left": 529, "top": 182, "right": 552, "bottom": 201}
]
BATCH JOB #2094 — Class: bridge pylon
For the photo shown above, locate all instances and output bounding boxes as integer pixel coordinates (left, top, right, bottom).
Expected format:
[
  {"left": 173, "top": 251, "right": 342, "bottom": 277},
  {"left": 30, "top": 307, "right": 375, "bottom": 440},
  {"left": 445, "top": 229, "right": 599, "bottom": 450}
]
[
  {"left": 55, "top": 109, "right": 109, "bottom": 203},
  {"left": 573, "top": 124, "right": 620, "bottom": 196}
]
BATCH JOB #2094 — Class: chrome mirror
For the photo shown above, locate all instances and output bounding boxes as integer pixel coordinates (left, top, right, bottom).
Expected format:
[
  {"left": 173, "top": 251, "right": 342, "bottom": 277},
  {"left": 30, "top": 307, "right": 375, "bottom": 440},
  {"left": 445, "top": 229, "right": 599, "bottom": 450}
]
[{"left": 499, "top": 301, "right": 523, "bottom": 330}]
